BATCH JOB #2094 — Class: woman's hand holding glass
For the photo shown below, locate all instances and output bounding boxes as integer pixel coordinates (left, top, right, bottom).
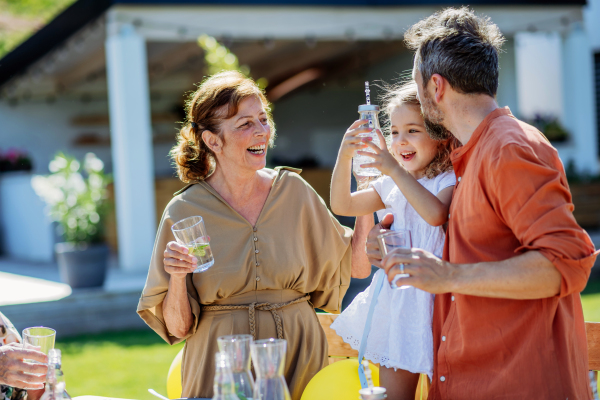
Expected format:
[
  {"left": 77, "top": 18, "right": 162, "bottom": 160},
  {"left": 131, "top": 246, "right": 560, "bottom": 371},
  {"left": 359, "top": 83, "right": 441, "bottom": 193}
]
[
  {"left": 338, "top": 120, "right": 372, "bottom": 161},
  {"left": 163, "top": 241, "right": 199, "bottom": 278},
  {"left": 356, "top": 128, "right": 404, "bottom": 177},
  {"left": 0, "top": 343, "right": 47, "bottom": 390}
]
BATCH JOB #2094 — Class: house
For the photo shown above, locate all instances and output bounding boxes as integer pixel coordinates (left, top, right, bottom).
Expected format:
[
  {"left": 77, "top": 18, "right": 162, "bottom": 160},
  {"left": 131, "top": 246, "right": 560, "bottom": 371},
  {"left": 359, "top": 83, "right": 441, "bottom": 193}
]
[{"left": 0, "top": 0, "right": 596, "bottom": 271}]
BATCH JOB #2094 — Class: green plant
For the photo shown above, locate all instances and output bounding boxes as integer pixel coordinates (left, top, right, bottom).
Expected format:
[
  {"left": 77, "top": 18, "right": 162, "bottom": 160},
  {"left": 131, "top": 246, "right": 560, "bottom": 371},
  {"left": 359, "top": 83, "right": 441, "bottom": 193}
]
[
  {"left": 197, "top": 34, "right": 268, "bottom": 89},
  {"left": 32, "top": 152, "right": 111, "bottom": 244}
]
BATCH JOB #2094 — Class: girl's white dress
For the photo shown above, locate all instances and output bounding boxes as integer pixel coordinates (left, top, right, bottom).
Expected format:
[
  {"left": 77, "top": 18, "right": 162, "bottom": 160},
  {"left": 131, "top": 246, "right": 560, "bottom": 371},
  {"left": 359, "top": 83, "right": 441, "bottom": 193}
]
[{"left": 331, "top": 171, "right": 456, "bottom": 379}]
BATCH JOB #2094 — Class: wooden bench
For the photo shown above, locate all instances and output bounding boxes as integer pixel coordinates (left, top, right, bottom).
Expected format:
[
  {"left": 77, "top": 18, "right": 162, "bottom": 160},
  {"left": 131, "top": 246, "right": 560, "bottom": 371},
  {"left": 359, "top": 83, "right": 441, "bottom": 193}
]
[{"left": 318, "top": 314, "right": 600, "bottom": 399}]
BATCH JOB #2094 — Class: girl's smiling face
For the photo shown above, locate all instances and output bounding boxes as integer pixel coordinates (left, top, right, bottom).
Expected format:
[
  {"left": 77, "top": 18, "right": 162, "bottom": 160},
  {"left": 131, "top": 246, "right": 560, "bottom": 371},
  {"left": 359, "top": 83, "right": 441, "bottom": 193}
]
[{"left": 389, "top": 104, "right": 439, "bottom": 179}]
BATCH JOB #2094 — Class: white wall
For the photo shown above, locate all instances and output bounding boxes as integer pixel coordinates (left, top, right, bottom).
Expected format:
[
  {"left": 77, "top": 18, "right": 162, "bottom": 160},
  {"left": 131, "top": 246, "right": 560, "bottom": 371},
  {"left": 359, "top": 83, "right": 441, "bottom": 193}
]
[{"left": 515, "top": 32, "right": 564, "bottom": 120}]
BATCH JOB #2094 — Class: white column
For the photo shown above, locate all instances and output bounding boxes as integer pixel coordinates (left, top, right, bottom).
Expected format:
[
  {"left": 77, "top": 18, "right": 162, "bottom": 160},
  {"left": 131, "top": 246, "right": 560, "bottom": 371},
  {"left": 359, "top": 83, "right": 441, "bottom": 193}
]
[
  {"left": 496, "top": 36, "right": 519, "bottom": 116},
  {"left": 106, "top": 22, "right": 157, "bottom": 271},
  {"left": 561, "top": 22, "right": 599, "bottom": 174}
]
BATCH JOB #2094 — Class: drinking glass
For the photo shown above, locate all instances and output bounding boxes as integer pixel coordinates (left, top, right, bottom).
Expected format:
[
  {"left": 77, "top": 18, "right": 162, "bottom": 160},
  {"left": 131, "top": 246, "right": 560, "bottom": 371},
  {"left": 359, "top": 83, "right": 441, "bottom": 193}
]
[
  {"left": 353, "top": 104, "right": 382, "bottom": 177},
  {"left": 171, "top": 216, "right": 214, "bottom": 273},
  {"left": 22, "top": 327, "right": 56, "bottom": 355},
  {"left": 22, "top": 327, "right": 55, "bottom": 375},
  {"left": 377, "top": 230, "right": 412, "bottom": 289},
  {"left": 250, "top": 339, "right": 291, "bottom": 400},
  {"left": 218, "top": 335, "right": 254, "bottom": 400}
]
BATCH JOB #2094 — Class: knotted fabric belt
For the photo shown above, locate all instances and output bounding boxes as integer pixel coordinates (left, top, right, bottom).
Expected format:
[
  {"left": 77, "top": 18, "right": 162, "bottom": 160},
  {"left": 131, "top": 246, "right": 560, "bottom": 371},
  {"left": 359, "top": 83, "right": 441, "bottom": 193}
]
[{"left": 201, "top": 294, "right": 311, "bottom": 340}]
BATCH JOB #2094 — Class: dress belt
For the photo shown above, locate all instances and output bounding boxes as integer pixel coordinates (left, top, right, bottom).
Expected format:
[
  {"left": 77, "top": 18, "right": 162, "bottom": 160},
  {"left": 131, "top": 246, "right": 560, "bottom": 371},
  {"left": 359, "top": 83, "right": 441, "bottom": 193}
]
[{"left": 201, "top": 294, "right": 311, "bottom": 340}]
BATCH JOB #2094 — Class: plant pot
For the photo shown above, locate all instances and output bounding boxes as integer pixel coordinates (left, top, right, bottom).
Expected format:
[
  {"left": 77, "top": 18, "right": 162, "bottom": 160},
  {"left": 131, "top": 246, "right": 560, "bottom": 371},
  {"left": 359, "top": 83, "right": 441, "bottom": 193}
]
[{"left": 55, "top": 242, "right": 109, "bottom": 289}]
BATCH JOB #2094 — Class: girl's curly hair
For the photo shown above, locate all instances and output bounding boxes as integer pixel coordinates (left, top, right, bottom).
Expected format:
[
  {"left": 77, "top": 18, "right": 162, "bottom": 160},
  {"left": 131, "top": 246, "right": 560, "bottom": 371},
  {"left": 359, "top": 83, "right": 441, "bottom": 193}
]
[{"left": 379, "top": 79, "right": 460, "bottom": 179}]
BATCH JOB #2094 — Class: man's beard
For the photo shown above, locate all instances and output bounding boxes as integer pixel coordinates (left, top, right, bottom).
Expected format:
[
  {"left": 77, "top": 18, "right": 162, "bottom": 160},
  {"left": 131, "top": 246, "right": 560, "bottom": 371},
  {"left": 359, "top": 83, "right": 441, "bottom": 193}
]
[{"left": 421, "top": 93, "right": 451, "bottom": 141}]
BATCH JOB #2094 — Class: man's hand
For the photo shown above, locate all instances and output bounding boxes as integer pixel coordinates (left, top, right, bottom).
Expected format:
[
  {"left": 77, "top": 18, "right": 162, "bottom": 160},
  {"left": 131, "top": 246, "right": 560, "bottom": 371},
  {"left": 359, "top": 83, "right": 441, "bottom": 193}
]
[
  {"left": 0, "top": 343, "right": 48, "bottom": 390},
  {"left": 365, "top": 213, "right": 394, "bottom": 268},
  {"left": 381, "top": 247, "right": 455, "bottom": 294}
]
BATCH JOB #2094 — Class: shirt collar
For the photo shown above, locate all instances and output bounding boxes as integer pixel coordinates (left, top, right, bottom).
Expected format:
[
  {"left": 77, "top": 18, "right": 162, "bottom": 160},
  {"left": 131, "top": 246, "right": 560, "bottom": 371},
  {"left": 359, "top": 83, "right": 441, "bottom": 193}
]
[{"left": 451, "top": 106, "right": 512, "bottom": 163}]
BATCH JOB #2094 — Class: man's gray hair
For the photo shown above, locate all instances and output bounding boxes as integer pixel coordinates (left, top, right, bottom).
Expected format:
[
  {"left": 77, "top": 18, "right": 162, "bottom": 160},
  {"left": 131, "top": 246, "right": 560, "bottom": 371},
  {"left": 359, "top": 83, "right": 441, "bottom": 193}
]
[{"left": 405, "top": 7, "right": 505, "bottom": 97}]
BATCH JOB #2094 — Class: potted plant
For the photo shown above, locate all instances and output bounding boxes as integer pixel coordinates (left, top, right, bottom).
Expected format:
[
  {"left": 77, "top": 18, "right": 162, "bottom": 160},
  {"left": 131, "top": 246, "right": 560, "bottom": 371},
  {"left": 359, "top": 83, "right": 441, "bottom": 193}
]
[{"left": 32, "top": 152, "right": 112, "bottom": 288}]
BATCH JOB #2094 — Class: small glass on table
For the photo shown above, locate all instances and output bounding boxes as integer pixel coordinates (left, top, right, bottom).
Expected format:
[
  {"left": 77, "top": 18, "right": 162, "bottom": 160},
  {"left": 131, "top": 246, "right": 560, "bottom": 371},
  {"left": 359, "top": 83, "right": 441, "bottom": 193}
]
[
  {"left": 171, "top": 215, "right": 214, "bottom": 273},
  {"left": 377, "top": 229, "right": 412, "bottom": 289}
]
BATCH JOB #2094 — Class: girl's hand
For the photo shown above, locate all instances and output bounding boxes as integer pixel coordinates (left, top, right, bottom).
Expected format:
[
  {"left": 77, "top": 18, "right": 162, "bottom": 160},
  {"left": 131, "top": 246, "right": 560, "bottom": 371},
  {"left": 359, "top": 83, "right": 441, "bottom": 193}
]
[
  {"left": 357, "top": 129, "right": 402, "bottom": 177},
  {"left": 338, "top": 120, "right": 372, "bottom": 161},
  {"left": 163, "top": 241, "right": 198, "bottom": 278}
]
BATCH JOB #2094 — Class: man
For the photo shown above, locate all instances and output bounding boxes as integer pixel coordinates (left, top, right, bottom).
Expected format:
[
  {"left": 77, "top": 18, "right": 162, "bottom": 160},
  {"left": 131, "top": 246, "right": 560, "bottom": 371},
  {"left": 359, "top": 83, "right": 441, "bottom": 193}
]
[{"left": 366, "top": 7, "right": 598, "bottom": 399}]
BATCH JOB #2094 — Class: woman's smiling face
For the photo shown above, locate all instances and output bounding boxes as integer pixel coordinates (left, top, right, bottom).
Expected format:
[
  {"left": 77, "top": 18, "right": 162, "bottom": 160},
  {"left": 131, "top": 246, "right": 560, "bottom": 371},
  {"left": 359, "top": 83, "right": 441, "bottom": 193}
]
[
  {"left": 389, "top": 104, "right": 439, "bottom": 179},
  {"left": 217, "top": 95, "right": 271, "bottom": 173}
]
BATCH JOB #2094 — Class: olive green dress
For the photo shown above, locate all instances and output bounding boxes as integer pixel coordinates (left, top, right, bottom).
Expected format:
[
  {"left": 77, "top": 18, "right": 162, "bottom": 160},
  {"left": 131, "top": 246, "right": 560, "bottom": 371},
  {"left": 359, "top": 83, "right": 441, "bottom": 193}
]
[{"left": 137, "top": 167, "right": 353, "bottom": 399}]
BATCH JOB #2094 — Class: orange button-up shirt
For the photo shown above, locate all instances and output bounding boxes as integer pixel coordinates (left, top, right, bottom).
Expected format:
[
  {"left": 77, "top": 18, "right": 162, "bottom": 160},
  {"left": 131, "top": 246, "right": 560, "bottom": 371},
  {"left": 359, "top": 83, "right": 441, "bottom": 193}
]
[{"left": 430, "top": 107, "right": 598, "bottom": 399}]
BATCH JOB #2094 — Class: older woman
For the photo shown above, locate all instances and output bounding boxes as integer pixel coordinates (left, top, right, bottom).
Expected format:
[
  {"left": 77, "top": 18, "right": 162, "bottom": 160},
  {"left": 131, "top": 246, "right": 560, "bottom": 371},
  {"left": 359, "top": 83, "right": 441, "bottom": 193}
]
[{"left": 137, "top": 71, "right": 372, "bottom": 399}]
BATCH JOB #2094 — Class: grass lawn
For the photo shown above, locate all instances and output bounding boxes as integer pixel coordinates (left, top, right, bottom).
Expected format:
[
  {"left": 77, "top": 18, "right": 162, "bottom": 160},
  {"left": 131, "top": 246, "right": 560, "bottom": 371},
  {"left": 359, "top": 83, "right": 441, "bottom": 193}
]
[
  {"left": 57, "top": 329, "right": 183, "bottom": 400},
  {"left": 582, "top": 278, "right": 600, "bottom": 323}
]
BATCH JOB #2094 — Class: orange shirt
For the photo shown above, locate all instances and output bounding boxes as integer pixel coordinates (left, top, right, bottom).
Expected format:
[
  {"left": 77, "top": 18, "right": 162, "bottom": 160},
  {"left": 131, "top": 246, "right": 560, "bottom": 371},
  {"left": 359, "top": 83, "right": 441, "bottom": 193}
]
[{"left": 430, "top": 107, "right": 599, "bottom": 399}]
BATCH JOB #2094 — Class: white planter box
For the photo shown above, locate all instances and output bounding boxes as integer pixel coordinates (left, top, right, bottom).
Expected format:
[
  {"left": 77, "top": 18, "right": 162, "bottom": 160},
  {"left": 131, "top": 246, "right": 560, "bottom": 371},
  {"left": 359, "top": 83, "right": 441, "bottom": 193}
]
[{"left": 0, "top": 172, "right": 54, "bottom": 262}]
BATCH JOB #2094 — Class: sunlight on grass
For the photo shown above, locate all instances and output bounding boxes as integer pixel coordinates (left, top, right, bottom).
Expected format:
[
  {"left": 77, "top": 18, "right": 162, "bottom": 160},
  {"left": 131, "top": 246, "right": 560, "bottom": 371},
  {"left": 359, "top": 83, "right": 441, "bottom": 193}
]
[
  {"left": 582, "top": 293, "right": 600, "bottom": 322},
  {"left": 582, "top": 278, "right": 600, "bottom": 323},
  {"left": 58, "top": 329, "right": 183, "bottom": 400}
]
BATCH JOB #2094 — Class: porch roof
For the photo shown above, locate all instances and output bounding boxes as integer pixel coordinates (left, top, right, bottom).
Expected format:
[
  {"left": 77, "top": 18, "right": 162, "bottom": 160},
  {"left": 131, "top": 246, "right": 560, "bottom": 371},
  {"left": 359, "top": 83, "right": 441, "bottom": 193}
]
[{"left": 0, "top": 0, "right": 586, "bottom": 88}]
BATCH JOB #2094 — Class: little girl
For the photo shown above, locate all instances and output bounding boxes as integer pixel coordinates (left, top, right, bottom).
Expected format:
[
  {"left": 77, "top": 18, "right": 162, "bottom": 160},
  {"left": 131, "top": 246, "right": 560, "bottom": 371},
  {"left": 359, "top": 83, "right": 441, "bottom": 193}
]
[{"left": 330, "top": 80, "right": 458, "bottom": 399}]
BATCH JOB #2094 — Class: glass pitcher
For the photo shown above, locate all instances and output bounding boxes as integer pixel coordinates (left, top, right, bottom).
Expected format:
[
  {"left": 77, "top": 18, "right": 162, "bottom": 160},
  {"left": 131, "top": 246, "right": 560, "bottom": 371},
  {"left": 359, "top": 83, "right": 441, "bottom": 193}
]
[
  {"left": 212, "top": 352, "right": 240, "bottom": 400},
  {"left": 217, "top": 335, "right": 254, "bottom": 400},
  {"left": 250, "top": 339, "right": 291, "bottom": 400}
]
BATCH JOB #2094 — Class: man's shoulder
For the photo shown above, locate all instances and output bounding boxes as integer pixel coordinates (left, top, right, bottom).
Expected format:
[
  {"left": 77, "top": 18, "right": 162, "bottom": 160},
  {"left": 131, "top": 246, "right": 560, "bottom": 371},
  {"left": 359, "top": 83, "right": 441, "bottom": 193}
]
[{"left": 483, "top": 115, "right": 558, "bottom": 161}]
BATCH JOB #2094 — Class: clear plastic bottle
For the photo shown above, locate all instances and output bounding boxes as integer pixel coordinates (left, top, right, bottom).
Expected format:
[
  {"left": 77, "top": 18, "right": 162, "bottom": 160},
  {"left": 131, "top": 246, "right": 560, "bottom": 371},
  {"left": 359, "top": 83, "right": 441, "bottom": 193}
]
[
  {"left": 40, "top": 349, "right": 71, "bottom": 400},
  {"left": 352, "top": 104, "right": 382, "bottom": 177},
  {"left": 212, "top": 352, "right": 241, "bottom": 400}
]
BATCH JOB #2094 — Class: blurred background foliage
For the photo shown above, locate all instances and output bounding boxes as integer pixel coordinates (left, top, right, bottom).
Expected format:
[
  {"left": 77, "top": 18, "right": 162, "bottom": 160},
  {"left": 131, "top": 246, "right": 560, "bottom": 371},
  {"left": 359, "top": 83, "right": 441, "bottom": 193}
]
[{"left": 0, "top": 0, "right": 76, "bottom": 58}]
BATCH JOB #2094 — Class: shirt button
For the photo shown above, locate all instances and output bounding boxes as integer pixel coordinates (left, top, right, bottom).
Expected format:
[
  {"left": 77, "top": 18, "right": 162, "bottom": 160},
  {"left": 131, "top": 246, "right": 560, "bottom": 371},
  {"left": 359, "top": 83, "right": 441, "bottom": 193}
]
[
  {"left": 256, "top": 276, "right": 261, "bottom": 282},
  {"left": 255, "top": 250, "right": 259, "bottom": 254},
  {"left": 255, "top": 262, "right": 260, "bottom": 266},
  {"left": 254, "top": 237, "right": 258, "bottom": 241},
  {"left": 457, "top": 177, "right": 461, "bottom": 182},
  {"left": 448, "top": 213, "right": 451, "bottom": 219},
  {"left": 451, "top": 295, "right": 455, "bottom": 301},
  {"left": 440, "top": 376, "right": 446, "bottom": 382},
  {"left": 442, "top": 336, "right": 446, "bottom": 341},
  {"left": 253, "top": 227, "right": 257, "bottom": 232}
]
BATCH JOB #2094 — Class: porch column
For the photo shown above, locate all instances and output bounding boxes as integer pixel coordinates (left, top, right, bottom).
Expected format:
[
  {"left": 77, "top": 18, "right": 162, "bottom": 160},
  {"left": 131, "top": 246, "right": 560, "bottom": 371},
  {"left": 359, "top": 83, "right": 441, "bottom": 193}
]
[
  {"left": 105, "top": 22, "right": 157, "bottom": 271},
  {"left": 561, "top": 22, "right": 599, "bottom": 174},
  {"left": 496, "top": 36, "right": 519, "bottom": 116}
]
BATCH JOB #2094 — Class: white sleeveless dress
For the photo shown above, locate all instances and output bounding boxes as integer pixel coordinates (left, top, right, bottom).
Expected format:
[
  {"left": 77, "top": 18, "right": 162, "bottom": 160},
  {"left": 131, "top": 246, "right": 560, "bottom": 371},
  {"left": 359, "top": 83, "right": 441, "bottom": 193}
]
[{"left": 331, "top": 171, "right": 456, "bottom": 379}]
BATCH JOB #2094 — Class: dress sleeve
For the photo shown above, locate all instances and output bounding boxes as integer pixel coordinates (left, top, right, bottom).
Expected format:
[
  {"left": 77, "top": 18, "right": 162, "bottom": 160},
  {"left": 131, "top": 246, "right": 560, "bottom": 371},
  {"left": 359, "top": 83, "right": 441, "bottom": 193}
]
[
  {"left": 292, "top": 174, "right": 353, "bottom": 313},
  {"left": 489, "top": 144, "right": 598, "bottom": 297},
  {"left": 137, "top": 202, "right": 202, "bottom": 345},
  {"left": 437, "top": 171, "right": 456, "bottom": 193}
]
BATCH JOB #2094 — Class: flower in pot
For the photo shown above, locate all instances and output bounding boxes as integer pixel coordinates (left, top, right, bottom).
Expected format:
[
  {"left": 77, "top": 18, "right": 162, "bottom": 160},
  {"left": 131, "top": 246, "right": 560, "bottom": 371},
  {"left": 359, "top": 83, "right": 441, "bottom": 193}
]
[{"left": 32, "top": 152, "right": 112, "bottom": 288}]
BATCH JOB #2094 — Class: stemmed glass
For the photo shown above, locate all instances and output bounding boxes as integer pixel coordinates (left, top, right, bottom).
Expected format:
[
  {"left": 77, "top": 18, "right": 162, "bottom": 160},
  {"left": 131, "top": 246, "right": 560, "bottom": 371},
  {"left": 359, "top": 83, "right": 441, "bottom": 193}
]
[{"left": 377, "top": 230, "right": 412, "bottom": 289}]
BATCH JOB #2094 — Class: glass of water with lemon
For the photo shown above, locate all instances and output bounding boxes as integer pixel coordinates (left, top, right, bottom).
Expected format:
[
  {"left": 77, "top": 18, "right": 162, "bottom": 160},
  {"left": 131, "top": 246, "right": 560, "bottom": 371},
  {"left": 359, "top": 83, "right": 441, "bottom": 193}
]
[{"left": 171, "top": 216, "right": 214, "bottom": 273}]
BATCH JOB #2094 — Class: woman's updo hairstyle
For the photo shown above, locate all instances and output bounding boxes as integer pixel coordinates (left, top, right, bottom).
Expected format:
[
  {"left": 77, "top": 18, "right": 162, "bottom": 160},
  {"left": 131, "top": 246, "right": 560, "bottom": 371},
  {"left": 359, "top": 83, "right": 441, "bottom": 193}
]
[{"left": 171, "top": 70, "right": 275, "bottom": 183}]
